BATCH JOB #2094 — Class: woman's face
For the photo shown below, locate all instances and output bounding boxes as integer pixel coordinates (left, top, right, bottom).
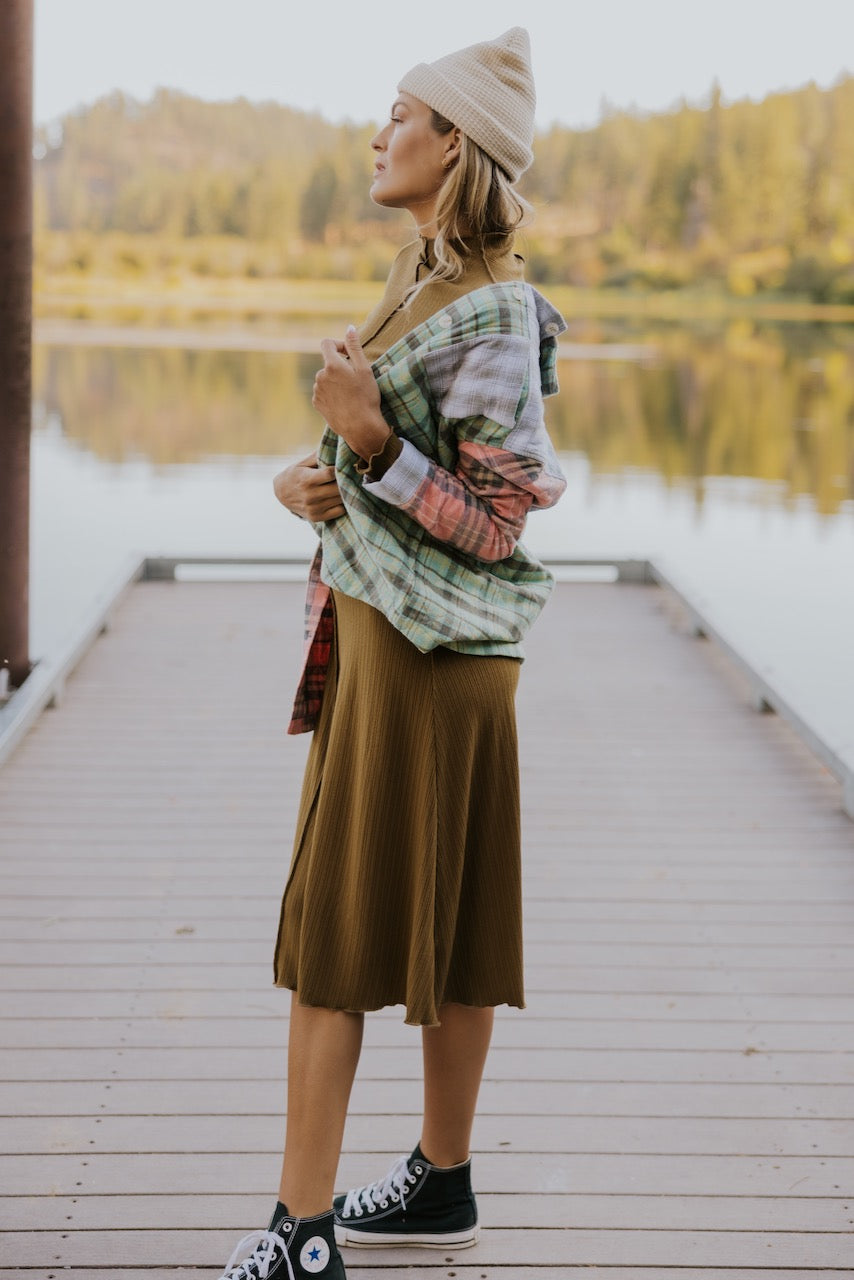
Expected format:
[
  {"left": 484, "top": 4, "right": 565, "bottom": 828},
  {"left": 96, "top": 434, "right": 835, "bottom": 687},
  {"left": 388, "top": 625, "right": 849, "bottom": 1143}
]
[{"left": 370, "top": 92, "right": 459, "bottom": 227}]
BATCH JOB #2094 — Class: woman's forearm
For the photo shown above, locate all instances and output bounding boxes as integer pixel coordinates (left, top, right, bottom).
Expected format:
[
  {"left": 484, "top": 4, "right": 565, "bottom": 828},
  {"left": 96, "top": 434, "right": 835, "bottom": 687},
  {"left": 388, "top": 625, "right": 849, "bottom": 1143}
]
[{"left": 363, "top": 436, "right": 546, "bottom": 563}]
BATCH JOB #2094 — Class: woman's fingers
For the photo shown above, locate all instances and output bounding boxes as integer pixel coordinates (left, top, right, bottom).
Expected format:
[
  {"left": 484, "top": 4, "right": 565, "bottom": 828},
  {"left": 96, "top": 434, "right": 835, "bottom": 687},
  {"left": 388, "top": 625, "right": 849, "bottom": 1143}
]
[
  {"left": 302, "top": 470, "right": 345, "bottom": 521},
  {"left": 319, "top": 337, "right": 347, "bottom": 365},
  {"left": 273, "top": 459, "right": 344, "bottom": 521},
  {"left": 343, "top": 324, "right": 371, "bottom": 370},
  {"left": 309, "top": 497, "right": 346, "bottom": 521}
]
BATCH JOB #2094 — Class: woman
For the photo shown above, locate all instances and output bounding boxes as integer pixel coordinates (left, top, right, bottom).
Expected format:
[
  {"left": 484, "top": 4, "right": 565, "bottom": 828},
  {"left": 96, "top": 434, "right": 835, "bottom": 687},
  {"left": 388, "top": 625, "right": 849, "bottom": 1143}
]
[{"left": 218, "top": 27, "right": 566, "bottom": 1280}]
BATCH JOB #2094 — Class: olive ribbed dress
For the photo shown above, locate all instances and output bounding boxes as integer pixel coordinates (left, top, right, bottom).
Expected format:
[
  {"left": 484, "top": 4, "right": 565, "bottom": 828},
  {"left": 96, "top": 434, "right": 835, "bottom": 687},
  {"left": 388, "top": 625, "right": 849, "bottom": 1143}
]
[{"left": 273, "top": 238, "right": 528, "bottom": 1027}]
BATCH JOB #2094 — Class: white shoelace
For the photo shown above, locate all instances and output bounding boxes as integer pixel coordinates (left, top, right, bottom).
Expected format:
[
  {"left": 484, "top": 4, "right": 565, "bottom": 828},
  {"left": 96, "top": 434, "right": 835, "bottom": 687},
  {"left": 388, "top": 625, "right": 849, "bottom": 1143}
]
[
  {"left": 218, "top": 1227, "right": 294, "bottom": 1280},
  {"left": 340, "top": 1154, "right": 416, "bottom": 1219}
]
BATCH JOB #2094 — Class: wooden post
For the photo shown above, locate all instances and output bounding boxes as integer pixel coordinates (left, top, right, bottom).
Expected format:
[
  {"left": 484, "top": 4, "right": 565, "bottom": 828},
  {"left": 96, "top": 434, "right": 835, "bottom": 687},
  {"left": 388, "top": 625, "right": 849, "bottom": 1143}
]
[{"left": 0, "top": 0, "right": 34, "bottom": 689}]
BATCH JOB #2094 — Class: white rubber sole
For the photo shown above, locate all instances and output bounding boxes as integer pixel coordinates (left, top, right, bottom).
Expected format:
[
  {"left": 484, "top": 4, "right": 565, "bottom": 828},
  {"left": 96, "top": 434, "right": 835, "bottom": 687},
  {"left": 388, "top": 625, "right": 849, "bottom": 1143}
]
[{"left": 334, "top": 1223, "right": 479, "bottom": 1250}]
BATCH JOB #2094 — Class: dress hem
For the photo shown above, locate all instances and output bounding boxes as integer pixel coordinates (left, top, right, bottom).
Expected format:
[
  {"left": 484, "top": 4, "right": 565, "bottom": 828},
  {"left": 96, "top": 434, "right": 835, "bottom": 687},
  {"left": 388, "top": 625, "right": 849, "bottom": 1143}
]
[{"left": 271, "top": 978, "right": 525, "bottom": 1029}]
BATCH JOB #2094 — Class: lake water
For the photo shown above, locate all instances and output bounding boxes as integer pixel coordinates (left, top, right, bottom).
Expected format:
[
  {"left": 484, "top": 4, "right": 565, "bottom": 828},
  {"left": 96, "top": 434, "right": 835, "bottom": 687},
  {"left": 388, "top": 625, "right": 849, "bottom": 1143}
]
[{"left": 29, "top": 314, "right": 854, "bottom": 768}]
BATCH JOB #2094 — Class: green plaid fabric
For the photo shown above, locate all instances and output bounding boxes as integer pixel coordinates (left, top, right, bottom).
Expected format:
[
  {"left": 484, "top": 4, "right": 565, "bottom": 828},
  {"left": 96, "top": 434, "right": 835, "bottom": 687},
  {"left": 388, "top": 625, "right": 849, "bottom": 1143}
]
[{"left": 312, "top": 281, "right": 566, "bottom": 657}]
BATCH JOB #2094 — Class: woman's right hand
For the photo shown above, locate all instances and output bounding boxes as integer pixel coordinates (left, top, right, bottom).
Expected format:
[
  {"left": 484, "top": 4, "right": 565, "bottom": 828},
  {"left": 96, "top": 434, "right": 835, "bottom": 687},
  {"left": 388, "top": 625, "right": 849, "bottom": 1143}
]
[{"left": 273, "top": 452, "right": 345, "bottom": 521}]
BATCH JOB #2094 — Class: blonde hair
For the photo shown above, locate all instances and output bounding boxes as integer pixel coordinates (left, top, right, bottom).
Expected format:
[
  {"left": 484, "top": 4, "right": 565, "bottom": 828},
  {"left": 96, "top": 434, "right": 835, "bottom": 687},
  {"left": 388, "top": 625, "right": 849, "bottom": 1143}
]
[{"left": 425, "top": 109, "right": 531, "bottom": 285}]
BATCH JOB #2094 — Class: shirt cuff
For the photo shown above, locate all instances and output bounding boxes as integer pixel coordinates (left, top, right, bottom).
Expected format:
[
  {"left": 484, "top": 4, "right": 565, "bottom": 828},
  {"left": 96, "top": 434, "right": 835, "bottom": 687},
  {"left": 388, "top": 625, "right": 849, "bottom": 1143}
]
[
  {"left": 354, "top": 431, "right": 403, "bottom": 480},
  {"left": 362, "top": 438, "right": 429, "bottom": 505}
]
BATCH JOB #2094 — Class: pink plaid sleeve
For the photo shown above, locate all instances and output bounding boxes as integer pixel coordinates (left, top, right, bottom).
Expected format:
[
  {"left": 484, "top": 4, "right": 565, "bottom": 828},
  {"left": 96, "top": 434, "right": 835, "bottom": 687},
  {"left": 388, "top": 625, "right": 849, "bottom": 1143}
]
[
  {"left": 396, "top": 438, "right": 565, "bottom": 563},
  {"left": 288, "top": 548, "right": 333, "bottom": 735}
]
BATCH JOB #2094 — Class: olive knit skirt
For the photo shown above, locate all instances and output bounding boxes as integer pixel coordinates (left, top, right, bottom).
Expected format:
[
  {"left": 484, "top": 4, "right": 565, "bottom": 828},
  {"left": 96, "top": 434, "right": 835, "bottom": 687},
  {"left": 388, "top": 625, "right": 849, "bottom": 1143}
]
[{"left": 273, "top": 588, "right": 524, "bottom": 1027}]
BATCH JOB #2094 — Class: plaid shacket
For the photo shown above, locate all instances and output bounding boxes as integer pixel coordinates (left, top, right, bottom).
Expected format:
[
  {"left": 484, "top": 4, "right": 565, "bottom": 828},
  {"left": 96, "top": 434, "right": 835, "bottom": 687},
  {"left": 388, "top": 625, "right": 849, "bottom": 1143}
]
[{"left": 288, "top": 281, "right": 567, "bottom": 734}]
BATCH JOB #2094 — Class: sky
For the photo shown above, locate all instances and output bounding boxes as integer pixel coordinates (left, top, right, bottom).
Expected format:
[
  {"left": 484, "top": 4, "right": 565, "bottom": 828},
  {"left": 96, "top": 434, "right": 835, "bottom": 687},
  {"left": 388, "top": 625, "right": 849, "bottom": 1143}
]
[{"left": 34, "top": 0, "right": 854, "bottom": 130}]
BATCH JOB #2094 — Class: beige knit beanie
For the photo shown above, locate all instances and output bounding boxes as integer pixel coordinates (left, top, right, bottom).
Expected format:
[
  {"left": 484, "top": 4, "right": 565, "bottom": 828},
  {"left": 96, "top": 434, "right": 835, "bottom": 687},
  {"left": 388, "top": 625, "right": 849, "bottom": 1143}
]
[{"left": 398, "top": 26, "right": 536, "bottom": 182}]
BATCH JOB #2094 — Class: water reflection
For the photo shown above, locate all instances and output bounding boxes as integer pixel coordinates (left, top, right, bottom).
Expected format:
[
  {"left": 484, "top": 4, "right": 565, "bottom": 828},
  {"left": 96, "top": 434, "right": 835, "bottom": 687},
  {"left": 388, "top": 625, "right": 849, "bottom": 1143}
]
[
  {"left": 32, "top": 344, "right": 323, "bottom": 461},
  {"left": 32, "top": 320, "right": 854, "bottom": 515}
]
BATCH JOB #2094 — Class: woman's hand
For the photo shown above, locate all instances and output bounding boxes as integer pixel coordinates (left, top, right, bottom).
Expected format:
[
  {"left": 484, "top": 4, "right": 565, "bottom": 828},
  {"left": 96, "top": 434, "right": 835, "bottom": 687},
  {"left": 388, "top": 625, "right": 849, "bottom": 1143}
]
[
  {"left": 312, "top": 326, "right": 390, "bottom": 461},
  {"left": 273, "top": 452, "right": 345, "bottom": 522}
]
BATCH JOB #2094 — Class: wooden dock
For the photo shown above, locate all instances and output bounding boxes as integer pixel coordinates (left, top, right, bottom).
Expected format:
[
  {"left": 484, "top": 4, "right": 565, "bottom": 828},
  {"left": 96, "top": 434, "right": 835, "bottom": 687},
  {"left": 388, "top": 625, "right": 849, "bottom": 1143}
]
[{"left": 1, "top": 576, "right": 853, "bottom": 1278}]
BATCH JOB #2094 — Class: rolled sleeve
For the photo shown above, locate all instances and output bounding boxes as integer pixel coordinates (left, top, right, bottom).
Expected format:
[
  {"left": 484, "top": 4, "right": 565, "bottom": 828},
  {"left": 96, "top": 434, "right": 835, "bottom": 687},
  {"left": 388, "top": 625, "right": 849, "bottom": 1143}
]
[{"left": 362, "top": 438, "right": 430, "bottom": 506}]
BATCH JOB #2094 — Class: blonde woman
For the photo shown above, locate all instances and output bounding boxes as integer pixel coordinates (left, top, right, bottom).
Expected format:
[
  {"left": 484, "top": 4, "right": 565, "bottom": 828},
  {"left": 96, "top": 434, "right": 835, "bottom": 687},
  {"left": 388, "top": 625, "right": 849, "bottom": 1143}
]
[{"left": 219, "top": 28, "right": 566, "bottom": 1280}]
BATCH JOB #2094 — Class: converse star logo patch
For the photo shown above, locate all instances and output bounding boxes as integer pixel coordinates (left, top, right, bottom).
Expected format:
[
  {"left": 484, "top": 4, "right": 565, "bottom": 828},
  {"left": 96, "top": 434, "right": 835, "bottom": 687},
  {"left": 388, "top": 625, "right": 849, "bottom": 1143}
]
[{"left": 299, "top": 1236, "right": 330, "bottom": 1273}]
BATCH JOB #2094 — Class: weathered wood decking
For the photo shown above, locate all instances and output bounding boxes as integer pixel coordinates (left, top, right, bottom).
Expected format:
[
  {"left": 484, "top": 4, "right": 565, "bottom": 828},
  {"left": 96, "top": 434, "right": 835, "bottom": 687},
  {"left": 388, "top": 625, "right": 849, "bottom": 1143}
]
[{"left": 1, "top": 578, "right": 853, "bottom": 1278}]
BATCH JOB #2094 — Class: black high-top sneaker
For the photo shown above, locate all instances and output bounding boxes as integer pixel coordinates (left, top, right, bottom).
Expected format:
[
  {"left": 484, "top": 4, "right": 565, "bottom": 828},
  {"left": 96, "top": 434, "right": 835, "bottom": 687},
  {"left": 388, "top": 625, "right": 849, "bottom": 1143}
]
[
  {"left": 333, "top": 1145, "right": 478, "bottom": 1248},
  {"left": 218, "top": 1203, "right": 346, "bottom": 1279}
]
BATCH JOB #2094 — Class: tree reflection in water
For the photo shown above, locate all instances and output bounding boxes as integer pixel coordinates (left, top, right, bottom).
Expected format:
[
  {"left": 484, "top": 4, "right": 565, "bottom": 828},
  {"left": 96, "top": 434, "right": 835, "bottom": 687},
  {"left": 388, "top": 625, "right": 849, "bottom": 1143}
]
[{"left": 32, "top": 319, "right": 854, "bottom": 517}]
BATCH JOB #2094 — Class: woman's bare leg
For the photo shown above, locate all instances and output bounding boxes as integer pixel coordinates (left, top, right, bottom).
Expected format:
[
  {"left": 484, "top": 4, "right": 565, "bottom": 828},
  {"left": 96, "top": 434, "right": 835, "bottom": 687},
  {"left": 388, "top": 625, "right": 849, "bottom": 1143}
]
[
  {"left": 278, "top": 996, "right": 364, "bottom": 1215},
  {"left": 420, "top": 1003, "right": 494, "bottom": 1166}
]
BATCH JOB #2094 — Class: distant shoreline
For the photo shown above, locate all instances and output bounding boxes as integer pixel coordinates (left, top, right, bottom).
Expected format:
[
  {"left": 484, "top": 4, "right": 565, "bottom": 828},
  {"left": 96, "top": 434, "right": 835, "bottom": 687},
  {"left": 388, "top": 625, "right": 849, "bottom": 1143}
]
[
  {"left": 32, "top": 318, "right": 659, "bottom": 362},
  {"left": 33, "top": 276, "right": 854, "bottom": 327}
]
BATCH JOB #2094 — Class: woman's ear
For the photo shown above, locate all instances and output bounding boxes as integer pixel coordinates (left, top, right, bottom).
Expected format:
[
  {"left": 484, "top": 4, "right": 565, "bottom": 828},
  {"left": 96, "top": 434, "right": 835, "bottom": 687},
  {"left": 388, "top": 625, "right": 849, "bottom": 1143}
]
[{"left": 442, "top": 127, "right": 462, "bottom": 168}]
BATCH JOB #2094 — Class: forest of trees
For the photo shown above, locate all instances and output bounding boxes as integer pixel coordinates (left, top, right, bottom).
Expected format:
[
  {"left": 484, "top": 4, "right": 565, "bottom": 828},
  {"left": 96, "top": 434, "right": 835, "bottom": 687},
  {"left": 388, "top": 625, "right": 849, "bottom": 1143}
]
[{"left": 33, "top": 74, "right": 854, "bottom": 301}]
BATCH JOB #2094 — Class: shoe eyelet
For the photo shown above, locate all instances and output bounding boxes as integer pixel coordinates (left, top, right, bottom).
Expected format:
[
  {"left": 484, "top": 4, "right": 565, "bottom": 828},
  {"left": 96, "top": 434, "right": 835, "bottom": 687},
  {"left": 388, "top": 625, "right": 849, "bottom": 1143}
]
[
  {"left": 355, "top": 1210, "right": 363, "bottom": 1218},
  {"left": 283, "top": 1223, "right": 293, "bottom": 1233},
  {"left": 390, "top": 1192, "right": 399, "bottom": 1202},
  {"left": 368, "top": 1204, "right": 376, "bottom": 1214},
  {"left": 380, "top": 1200, "right": 388, "bottom": 1209},
  {"left": 414, "top": 1165, "right": 423, "bottom": 1174}
]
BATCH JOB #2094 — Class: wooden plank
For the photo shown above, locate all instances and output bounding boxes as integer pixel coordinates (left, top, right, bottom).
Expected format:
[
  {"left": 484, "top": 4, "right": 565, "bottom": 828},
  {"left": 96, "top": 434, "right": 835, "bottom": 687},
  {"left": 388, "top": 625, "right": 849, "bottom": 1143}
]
[
  {"left": 6, "top": 794, "right": 851, "bottom": 821},
  {"left": 2, "top": 1045, "right": 853, "bottom": 1084},
  {"left": 6, "top": 847, "right": 854, "bottom": 869},
  {"left": 10, "top": 916, "right": 854, "bottom": 945},
  {"left": 1, "top": 1271, "right": 851, "bottom": 1280},
  {"left": 1, "top": 1273, "right": 851, "bottom": 1280},
  {"left": 5, "top": 939, "right": 854, "bottom": 968},
  {"left": 5, "top": 963, "right": 854, "bottom": 997},
  {"left": 7, "top": 984, "right": 854, "bottom": 1017},
  {"left": 5, "top": 1190, "right": 852, "bottom": 1232},
  {"left": 1, "top": 1226, "right": 852, "bottom": 1269},
  {"left": 524, "top": 964, "right": 854, "bottom": 991},
  {"left": 5, "top": 1113, "right": 853, "bottom": 1158},
  {"left": 9, "top": 890, "right": 854, "bottom": 916},
  {"left": 5, "top": 880, "right": 854, "bottom": 909},
  {"left": 5, "top": 1077, "right": 853, "bottom": 1119},
  {"left": 7, "top": 1003, "right": 854, "bottom": 1037},
  {"left": 3, "top": 1015, "right": 854, "bottom": 1053},
  {"left": 5, "top": 840, "right": 854, "bottom": 862},
  {"left": 3, "top": 1151, "right": 852, "bottom": 1198}
]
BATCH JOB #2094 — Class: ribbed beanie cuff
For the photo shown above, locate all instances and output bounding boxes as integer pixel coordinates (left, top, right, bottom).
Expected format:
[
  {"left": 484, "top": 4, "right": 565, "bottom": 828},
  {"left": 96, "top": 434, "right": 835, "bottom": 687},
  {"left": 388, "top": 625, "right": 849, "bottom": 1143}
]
[{"left": 398, "top": 26, "right": 535, "bottom": 182}]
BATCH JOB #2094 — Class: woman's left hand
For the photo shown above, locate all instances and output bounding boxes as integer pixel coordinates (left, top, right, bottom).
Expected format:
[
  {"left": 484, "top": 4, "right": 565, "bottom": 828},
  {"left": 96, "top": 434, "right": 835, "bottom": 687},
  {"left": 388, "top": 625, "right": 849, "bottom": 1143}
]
[{"left": 312, "top": 327, "right": 390, "bottom": 461}]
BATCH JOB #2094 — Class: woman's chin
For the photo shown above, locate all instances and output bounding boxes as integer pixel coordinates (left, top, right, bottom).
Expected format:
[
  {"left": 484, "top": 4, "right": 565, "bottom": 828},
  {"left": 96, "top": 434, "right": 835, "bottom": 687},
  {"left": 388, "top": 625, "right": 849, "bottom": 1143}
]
[
  {"left": 370, "top": 183, "right": 396, "bottom": 208},
  {"left": 371, "top": 181, "right": 415, "bottom": 211}
]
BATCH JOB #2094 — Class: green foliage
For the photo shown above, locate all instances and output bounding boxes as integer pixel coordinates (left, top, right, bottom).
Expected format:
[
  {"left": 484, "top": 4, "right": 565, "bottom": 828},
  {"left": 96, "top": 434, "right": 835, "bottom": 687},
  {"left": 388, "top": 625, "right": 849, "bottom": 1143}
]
[
  {"left": 33, "top": 78, "right": 854, "bottom": 296},
  {"left": 300, "top": 162, "right": 339, "bottom": 242}
]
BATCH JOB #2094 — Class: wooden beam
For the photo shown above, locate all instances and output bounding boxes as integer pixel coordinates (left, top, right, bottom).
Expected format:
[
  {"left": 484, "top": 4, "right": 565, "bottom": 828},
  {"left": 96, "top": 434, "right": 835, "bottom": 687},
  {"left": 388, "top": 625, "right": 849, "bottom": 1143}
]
[{"left": 0, "top": 0, "right": 34, "bottom": 689}]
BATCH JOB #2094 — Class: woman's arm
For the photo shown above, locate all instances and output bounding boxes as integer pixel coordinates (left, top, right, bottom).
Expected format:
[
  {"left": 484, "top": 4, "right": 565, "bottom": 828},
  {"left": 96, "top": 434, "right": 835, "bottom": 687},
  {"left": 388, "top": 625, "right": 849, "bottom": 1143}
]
[
  {"left": 312, "top": 326, "right": 565, "bottom": 562},
  {"left": 311, "top": 328, "right": 390, "bottom": 462},
  {"left": 364, "top": 432, "right": 563, "bottom": 563}
]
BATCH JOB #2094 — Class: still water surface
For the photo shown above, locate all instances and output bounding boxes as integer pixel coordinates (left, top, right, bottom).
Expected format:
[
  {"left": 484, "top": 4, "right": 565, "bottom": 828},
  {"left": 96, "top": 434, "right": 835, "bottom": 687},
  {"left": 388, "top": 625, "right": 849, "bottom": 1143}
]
[{"left": 31, "top": 315, "right": 854, "bottom": 766}]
